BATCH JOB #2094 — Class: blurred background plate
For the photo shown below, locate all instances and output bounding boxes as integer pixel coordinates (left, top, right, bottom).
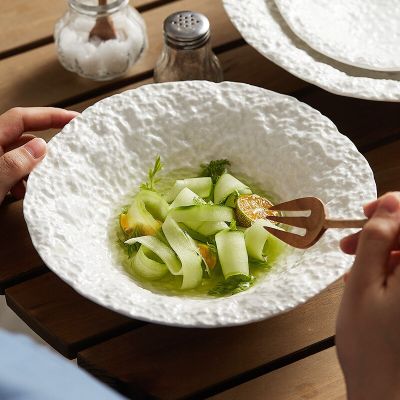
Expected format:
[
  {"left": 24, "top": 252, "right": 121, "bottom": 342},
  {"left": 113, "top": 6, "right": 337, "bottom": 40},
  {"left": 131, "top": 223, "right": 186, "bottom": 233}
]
[
  {"left": 275, "top": 0, "right": 400, "bottom": 72},
  {"left": 223, "top": 0, "right": 400, "bottom": 101}
]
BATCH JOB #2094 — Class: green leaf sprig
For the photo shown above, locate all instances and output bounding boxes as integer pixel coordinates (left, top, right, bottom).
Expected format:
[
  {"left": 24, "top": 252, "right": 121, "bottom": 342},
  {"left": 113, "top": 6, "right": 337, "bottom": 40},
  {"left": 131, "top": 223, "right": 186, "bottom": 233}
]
[
  {"left": 229, "top": 219, "right": 237, "bottom": 231},
  {"left": 201, "top": 159, "right": 231, "bottom": 183},
  {"left": 140, "top": 155, "right": 163, "bottom": 191},
  {"left": 117, "top": 229, "right": 140, "bottom": 258}
]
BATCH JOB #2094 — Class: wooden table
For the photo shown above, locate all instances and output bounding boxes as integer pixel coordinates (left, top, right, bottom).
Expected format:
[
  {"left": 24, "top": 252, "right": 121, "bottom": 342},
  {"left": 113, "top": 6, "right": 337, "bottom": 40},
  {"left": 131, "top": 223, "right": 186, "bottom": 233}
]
[{"left": 1, "top": 1, "right": 399, "bottom": 399}]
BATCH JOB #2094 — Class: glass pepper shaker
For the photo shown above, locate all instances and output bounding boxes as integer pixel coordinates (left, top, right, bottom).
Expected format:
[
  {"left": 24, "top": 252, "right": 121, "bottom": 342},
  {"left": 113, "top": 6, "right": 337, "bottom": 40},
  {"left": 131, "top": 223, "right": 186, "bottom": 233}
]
[
  {"left": 154, "top": 11, "right": 223, "bottom": 83},
  {"left": 54, "top": 0, "right": 147, "bottom": 81}
]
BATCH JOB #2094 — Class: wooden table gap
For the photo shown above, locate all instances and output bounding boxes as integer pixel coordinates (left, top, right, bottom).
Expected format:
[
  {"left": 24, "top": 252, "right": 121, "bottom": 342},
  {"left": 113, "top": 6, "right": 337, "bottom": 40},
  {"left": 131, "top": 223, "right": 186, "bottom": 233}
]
[{"left": 0, "top": 37, "right": 53, "bottom": 62}]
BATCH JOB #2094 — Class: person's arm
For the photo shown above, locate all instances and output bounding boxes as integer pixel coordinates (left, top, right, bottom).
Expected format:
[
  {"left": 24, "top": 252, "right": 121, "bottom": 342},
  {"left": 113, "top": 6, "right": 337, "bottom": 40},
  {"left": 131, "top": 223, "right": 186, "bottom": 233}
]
[
  {"left": 0, "top": 107, "right": 78, "bottom": 202},
  {"left": 0, "top": 329, "right": 125, "bottom": 400},
  {"left": 337, "top": 192, "right": 400, "bottom": 400}
]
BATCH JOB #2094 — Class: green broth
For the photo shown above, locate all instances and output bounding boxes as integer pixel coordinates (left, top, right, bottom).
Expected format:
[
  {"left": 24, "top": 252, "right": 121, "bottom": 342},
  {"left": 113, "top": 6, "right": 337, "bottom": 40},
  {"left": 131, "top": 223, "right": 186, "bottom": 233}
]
[
  {"left": 117, "top": 248, "right": 278, "bottom": 298},
  {"left": 112, "top": 168, "right": 287, "bottom": 298}
]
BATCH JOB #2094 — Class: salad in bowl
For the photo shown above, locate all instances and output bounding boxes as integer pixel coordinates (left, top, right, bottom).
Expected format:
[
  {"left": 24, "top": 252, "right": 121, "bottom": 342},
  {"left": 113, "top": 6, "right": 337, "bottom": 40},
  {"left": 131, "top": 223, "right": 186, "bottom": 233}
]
[{"left": 117, "top": 157, "right": 286, "bottom": 297}]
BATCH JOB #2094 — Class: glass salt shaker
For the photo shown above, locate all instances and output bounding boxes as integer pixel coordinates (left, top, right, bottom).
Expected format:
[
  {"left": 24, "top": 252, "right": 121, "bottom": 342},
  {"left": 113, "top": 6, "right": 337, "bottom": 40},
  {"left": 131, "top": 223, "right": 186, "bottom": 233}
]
[
  {"left": 154, "top": 11, "right": 223, "bottom": 83},
  {"left": 54, "top": 0, "right": 147, "bottom": 81}
]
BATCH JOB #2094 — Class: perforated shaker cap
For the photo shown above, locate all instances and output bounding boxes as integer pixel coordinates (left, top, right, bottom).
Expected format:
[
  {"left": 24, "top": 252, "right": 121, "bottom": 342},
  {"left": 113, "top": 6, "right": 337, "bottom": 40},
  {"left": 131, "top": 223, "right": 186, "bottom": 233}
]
[{"left": 164, "top": 11, "right": 211, "bottom": 50}]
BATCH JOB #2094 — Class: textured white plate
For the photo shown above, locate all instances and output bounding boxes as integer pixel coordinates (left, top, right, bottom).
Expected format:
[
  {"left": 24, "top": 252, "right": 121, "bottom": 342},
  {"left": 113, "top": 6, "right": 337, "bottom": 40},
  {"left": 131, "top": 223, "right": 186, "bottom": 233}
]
[
  {"left": 223, "top": 0, "right": 400, "bottom": 101},
  {"left": 275, "top": 0, "right": 400, "bottom": 72},
  {"left": 24, "top": 81, "right": 376, "bottom": 327}
]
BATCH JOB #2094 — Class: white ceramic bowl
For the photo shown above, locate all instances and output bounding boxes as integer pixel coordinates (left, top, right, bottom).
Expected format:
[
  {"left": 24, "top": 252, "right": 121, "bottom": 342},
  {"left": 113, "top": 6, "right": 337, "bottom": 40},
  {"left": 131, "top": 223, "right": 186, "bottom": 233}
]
[{"left": 24, "top": 81, "right": 376, "bottom": 327}]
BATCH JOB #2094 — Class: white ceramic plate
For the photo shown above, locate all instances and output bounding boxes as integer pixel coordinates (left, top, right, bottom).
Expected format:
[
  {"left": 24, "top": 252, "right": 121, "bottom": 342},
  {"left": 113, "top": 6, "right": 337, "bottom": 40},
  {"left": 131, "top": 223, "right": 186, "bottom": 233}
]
[
  {"left": 24, "top": 81, "right": 376, "bottom": 327},
  {"left": 223, "top": 0, "right": 400, "bottom": 101},
  {"left": 275, "top": 0, "right": 400, "bottom": 72}
]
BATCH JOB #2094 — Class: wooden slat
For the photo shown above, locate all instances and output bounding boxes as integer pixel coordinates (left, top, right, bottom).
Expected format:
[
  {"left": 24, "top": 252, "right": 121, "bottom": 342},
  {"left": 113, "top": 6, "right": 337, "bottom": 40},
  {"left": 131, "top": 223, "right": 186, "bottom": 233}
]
[
  {"left": 295, "top": 87, "right": 400, "bottom": 152},
  {"left": 0, "top": 0, "right": 241, "bottom": 113},
  {"left": 209, "top": 347, "right": 345, "bottom": 400},
  {"left": 0, "top": 200, "right": 46, "bottom": 293},
  {"left": 77, "top": 280, "right": 343, "bottom": 399},
  {"left": 0, "top": 0, "right": 171, "bottom": 58},
  {"left": 5, "top": 273, "right": 144, "bottom": 358}
]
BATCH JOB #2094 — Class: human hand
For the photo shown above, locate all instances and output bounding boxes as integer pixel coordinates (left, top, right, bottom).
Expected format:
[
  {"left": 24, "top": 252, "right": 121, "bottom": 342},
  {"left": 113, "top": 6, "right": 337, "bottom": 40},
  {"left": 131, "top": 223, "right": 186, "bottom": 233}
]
[
  {"left": 336, "top": 192, "right": 400, "bottom": 400},
  {"left": 0, "top": 107, "right": 78, "bottom": 204}
]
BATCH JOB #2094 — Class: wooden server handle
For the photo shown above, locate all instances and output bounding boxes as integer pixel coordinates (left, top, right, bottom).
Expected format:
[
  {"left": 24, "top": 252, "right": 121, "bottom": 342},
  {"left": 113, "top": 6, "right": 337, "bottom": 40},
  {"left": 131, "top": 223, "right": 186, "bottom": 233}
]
[{"left": 324, "top": 219, "right": 368, "bottom": 229}]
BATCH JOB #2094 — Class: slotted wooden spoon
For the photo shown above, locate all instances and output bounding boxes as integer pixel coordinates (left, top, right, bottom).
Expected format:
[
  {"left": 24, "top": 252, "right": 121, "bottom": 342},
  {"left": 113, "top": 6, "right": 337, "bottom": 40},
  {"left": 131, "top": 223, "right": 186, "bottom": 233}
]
[
  {"left": 264, "top": 197, "right": 367, "bottom": 249},
  {"left": 89, "top": 0, "right": 117, "bottom": 41}
]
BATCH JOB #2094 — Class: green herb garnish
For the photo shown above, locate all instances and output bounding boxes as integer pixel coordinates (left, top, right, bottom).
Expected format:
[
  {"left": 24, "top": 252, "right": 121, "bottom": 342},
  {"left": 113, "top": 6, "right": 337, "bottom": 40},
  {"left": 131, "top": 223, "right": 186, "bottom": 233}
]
[
  {"left": 201, "top": 159, "right": 231, "bottom": 184},
  {"left": 117, "top": 230, "right": 140, "bottom": 258},
  {"left": 249, "top": 260, "right": 271, "bottom": 269},
  {"left": 121, "top": 205, "right": 129, "bottom": 214},
  {"left": 208, "top": 274, "right": 255, "bottom": 296},
  {"left": 140, "top": 155, "right": 163, "bottom": 191}
]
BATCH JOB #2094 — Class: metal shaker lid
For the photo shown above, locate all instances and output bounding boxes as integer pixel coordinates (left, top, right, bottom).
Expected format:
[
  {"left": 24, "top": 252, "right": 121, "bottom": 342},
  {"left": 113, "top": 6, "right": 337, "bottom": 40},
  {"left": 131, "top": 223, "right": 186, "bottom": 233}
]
[{"left": 164, "top": 11, "right": 211, "bottom": 50}]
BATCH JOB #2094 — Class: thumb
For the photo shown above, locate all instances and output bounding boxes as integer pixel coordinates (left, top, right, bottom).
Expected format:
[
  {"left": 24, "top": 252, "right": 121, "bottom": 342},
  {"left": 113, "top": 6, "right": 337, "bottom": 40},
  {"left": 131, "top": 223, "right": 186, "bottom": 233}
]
[
  {"left": 350, "top": 193, "right": 400, "bottom": 288},
  {"left": 0, "top": 138, "right": 46, "bottom": 201}
]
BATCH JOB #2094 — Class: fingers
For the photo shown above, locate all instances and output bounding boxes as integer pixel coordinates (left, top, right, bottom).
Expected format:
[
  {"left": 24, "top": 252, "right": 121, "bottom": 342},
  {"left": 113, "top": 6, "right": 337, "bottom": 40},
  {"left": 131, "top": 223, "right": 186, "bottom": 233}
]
[
  {"left": 2, "top": 134, "right": 36, "bottom": 154},
  {"left": 340, "top": 192, "right": 400, "bottom": 255},
  {"left": 363, "top": 199, "right": 379, "bottom": 218},
  {"left": 340, "top": 231, "right": 361, "bottom": 255},
  {"left": 387, "top": 251, "right": 400, "bottom": 277},
  {"left": 363, "top": 192, "right": 400, "bottom": 218},
  {"left": 350, "top": 193, "right": 400, "bottom": 288},
  {"left": 341, "top": 229, "right": 400, "bottom": 256},
  {"left": 0, "top": 138, "right": 46, "bottom": 202},
  {"left": 0, "top": 107, "right": 78, "bottom": 148},
  {"left": 345, "top": 251, "right": 400, "bottom": 285}
]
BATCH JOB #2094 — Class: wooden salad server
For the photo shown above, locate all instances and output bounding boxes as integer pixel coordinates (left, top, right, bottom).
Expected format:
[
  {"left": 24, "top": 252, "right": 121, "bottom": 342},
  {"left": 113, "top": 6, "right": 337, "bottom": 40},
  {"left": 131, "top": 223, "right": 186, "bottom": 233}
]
[{"left": 264, "top": 197, "right": 367, "bottom": 249}]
